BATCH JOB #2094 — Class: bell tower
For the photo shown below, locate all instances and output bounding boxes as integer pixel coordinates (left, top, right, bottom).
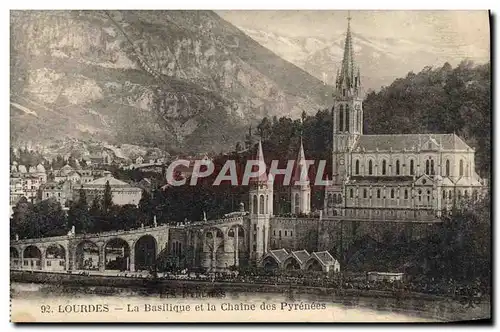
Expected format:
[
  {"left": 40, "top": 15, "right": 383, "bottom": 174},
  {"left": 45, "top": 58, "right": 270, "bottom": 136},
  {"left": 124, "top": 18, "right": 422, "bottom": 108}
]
[
  {"left": 332, "top": 12, "right": 363, "bottom": 184},
  {"left": 325, "top": 12, "right": 363, "bottom": 217},
  {"left": 248, "top": 140, "right": 273, "bottom": 264}
]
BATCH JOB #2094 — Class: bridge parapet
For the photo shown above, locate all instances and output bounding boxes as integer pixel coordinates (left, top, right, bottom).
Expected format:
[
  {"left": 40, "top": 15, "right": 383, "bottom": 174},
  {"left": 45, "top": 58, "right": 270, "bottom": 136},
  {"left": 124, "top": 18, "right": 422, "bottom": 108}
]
[
  {"left": 10, "top": 216, "right": 245, "bottom": 246},
  {"left": 73, "top": 224, "right": 171, "bottom": 240},
  {"left": 171, "top": 216, "right": 245, "bottom": 229},
  {"left": 11, "top": 234, "right": 71, "bottom": 246}
]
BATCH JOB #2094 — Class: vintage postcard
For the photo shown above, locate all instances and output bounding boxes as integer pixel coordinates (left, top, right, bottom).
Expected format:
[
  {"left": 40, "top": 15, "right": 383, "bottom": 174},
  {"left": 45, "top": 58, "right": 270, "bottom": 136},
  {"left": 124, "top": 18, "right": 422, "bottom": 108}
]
[{"left": 9, "top": 10, "right": 491, "bottom": 323}]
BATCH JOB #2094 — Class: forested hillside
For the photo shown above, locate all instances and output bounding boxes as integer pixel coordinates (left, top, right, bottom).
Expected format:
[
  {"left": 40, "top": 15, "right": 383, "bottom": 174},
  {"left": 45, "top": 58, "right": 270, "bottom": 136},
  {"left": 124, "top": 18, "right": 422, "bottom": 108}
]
[{"left": 363, "top": 61, "right": 491, "bottom": 176}]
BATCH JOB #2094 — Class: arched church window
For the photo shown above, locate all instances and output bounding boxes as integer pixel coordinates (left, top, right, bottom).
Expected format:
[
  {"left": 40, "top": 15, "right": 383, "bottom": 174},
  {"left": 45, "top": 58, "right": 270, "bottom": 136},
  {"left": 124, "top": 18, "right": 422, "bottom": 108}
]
[
  {"left": 459, "top": 159, "right": 464, "bottom": 176},
  {"left": 410, "top": 160, "right": 415, "bottom": 175},
  {"left": 466, "top": 164, "right": 469, "bottom": 177},
  {"left": 448, "top": 190, "right": 452, "bottom": 199},
  {"left": 294, "top": 193, "right": 299, "bottom": 214},
  {"left": 445, "top": 160, "right": 450, "bottom": 177},
  {"left": 427, "top": 190, "right": 431, "bottom": 203},
  {"left": 368, "top": 160, "right": 373, "bottom": 175},
  {"left": 382, "top": 160, "right": 387, "bottom": 175},
  {"left": 350, "top": 188, "right": 353, "bottom": 198},
  {"left": 391, "top": 189, "right": 395, "bottom": 199},
  {"left": 339, "top": 105, "right": 344, "bottom": 132},
  {"left": 377, "top": 189, "right": 381, "bottom": 199},
  {"left": 355, "top": 160, "right": 360, "bottom": 175},
  {"left": 442, "top": 190, "right": 446, "bottom": 199},
  {"left": 363, "top": 189, "right": 367, "bottom": 199},
  {"left": 259, "top": 195, "right": 265, "bottom": 214},
  {"left": 345, "top": 105, "right": 350, "bottom": 132},
  {"left": 338, "top": 194, "right": 342, "bottom": 203},
  {"left": 431, "top": 160, "right": 435, "bottom": 175},
  {"left": 252, "top": 195, "right": 258, "bottom": 214},
  {"left": 425, "top": 160, "right": 430, "bottom": 175},
  {"left": 396, "top": 160, "right": 400, "bottom": 175},
  {"left": 404, "top": 189, "right": 408, "bottom": 199},
  {"left": 418, "top": 190, "right": 422, "bottom": 202},
  {"left": 332, "top": 193, "right": 337, "bottom": 204}
]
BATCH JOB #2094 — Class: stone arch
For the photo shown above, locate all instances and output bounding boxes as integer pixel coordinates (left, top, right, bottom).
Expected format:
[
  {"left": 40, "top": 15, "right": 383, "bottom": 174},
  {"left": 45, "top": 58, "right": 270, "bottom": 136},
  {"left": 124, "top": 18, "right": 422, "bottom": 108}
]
[
  {"left": 105, "top": 238, "right": 130, "bottom": 271},
  {"left": 75, "top": 240, "right": 99, "bottom": 270},
  {"left": 134, "top": 235, "right": 157, "bottom": 271},
  {"left": 10, "top": 247, "right": 20, "bottom": 269},
  {"left": 294, "top": 193, "right": 299, "bottom": 214},
  {"left": 45, "top": 244, "right": 66, "bottom": 271},
  {"left": 473, "top": 189, "right": 479, "bottom": 201},
  {"left": 252, "top": 194, "right": 258, "bottom": 214},
  {"left": 305, "top": 257, "right": 323, "bottom": 272},
  {"left": 409, "top": 159, "right": 415, "bottom": 175},
  {"left": 382, "top": 159, "right": 387, "bottom": 175},
  {"left": 23, "top": 245, "right": 42, "bottom": 270},
  {"left": 367, "top": 159, "right": 374, "bottom": 175},
  {"left": 345, "top": 104, "right": 350, "bottom": 132},
  {"left": 355, "top": 159, "right": 360, "bottom": 175},
  {"left": 259, "top": 195, "right": 265, "bottom": 214},
  {"left": 10, "top": 246, "right": 19, "bottom": 258},
  {"left": 395, "top": 159, "right": 400, "bottom": 175},
  {"left": 445, "top": 159, "right": 450, "bottom": 177},
  {"left": 283, "top": 256, "right": 301, "bottom": 270},
  {"left": 339, "top": 105, "right": 344, "bottom": 132},
  {"left": 262, "top": 255, "right": 279, "bottom": 271},
  {"left": 215, "top": 243, "right": 226, "bottom": 269}
]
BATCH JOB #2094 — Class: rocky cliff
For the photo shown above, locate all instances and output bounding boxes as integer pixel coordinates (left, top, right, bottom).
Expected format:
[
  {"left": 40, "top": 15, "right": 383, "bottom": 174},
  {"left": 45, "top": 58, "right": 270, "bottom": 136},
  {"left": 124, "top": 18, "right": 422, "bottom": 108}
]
[{"left": 10, "top": 10, "right": 330, "bottom": 154}]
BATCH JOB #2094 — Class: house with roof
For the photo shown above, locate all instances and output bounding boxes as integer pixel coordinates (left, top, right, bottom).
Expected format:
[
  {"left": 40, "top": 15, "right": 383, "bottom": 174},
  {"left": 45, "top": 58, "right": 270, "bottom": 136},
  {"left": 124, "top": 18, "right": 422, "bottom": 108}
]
[{"left": 78, "top": 171, "right": 142, "bottom": 206}]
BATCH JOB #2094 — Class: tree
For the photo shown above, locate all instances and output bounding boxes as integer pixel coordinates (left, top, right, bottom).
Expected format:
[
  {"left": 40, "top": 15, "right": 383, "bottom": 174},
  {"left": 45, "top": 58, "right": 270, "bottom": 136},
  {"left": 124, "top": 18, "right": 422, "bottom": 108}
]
[
  {"left": 32, "top": 199, "right": 67, "bottom": 237},
  {"left": 10, "top": 196, "right": 34, "bottom": 239},
  {"left": 102, "top": 180, "right": 113, "bottom": 215},
  {"left": 68, "top": 187, "right": 93, "bottom": 234},
  {"left": 138, "top": 190, "right": 154, "bottom": 224}
]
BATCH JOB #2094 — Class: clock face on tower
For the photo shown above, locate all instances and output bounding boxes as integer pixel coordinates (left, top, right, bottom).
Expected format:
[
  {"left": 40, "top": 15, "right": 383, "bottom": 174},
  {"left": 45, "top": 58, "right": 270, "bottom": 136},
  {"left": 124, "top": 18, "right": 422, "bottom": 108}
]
[
  {"left": 355, "top": 104, "right": 361, "bottom": 110},
  {"left": 339, "top": 158, "right": 345, "bottom": 165}
]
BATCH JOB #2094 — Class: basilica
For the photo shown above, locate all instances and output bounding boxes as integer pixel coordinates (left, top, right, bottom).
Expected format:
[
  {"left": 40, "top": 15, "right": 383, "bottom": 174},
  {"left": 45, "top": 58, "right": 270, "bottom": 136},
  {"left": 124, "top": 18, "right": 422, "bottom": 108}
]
[
  {"left": 10, "top": 16, "right": 487, "bottom": 276},
  {"left": 247, "top": 15, "right": 486, "bottom": 269}
]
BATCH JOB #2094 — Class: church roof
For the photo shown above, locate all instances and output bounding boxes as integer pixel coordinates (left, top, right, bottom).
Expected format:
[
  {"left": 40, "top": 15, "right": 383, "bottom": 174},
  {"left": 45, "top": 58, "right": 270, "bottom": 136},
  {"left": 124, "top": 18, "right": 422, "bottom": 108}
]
[
  {"left": 84, "top": 174, "right": 131, "bottom": 187},
  {"left": 311, "top": 251, "right": 337, "bottom": 266},
  {"left": 353, "top": 134, "right": 471, "bottom": 152},
  {"left": 291, "top": 250, "right": 310, "bottom": 264},
  {"left": 268, "top": 249, "right": 289, "bottom": 263},
  {"left": 349, "top": 176, "right": 414, "bottom": 185}
]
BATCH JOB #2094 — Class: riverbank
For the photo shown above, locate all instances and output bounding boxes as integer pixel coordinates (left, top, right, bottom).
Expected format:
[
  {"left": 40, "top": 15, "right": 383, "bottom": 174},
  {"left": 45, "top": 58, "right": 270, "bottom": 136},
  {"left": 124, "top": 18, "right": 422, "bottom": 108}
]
[{"left": 11, "top": 270, "right": 490, "bottom": 322}]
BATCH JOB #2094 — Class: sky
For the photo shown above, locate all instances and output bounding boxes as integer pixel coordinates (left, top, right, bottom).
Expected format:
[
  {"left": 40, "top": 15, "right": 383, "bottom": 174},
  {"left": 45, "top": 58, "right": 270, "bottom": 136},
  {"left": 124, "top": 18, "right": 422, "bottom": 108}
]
[{"left": 216, "top": 10, "right": 490, "bottom": 60}]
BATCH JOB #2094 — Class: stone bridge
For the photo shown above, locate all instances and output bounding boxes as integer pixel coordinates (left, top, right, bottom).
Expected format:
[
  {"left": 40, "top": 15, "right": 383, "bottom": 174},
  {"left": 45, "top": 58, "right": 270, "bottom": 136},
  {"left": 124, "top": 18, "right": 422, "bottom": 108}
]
[{"left": 10, "top": 216, "right": 247, "bottom": 273}]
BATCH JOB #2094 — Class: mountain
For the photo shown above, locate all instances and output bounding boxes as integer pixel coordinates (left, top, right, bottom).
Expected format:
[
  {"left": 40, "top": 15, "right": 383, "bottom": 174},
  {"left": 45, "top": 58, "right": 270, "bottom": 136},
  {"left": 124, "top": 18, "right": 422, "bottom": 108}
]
[
  {"left": 10, "top": 10, "right": 331, "bottom": 154},
  {"left": 241, "top": 27, "right": 489, "bottom": 94}
]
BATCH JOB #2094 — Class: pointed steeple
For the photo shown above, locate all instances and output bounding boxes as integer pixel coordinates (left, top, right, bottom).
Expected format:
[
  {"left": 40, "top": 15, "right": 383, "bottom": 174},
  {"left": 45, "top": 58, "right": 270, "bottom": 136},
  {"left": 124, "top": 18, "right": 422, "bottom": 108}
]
[
  {"left": 250, "top": 139, "right": 268, "bottom": 184},
  {"left": 292, "top": 138, "right": 309, "bottom": 185},
  {"left": 257, "top": 139, "right": 265, "bottom": 164},
  {"left": 336, "top": 11, "right": 361, "bottom": 97}
]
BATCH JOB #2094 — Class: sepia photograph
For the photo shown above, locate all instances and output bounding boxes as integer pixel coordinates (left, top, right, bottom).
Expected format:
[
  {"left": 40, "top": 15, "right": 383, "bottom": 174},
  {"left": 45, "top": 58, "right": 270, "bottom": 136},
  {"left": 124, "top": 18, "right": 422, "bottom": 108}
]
[{"left": 9, "top": 9, "right": 491, "bottom": 323}]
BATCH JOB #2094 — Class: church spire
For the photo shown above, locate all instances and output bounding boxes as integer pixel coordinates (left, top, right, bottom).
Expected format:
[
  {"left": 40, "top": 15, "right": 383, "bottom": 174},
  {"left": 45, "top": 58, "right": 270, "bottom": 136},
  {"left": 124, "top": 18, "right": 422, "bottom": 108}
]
[{"left": 336, "top": 11, "right": 360, "bottom": 97}]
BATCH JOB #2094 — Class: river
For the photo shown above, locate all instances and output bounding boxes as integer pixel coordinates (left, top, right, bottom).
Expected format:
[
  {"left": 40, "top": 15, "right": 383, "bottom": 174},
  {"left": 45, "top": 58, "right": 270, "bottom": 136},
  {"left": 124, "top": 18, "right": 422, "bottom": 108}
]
[{"left": 10, "top": 282, "right": 489, "bottom": 323}]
